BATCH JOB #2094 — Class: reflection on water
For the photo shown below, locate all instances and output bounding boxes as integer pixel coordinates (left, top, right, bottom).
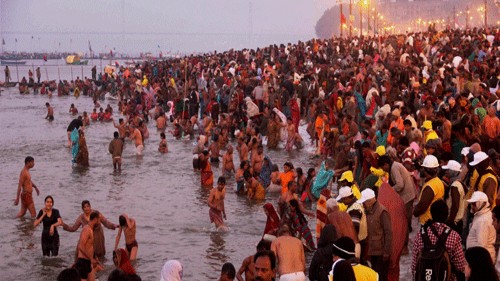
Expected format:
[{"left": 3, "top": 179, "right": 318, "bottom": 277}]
[{"left": 0, "top": 86, "right": 318, "bottom": 280}]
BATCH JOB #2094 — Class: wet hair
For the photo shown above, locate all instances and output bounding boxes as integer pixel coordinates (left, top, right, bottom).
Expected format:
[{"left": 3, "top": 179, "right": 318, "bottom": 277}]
[
  {"left": 240, "top": 160, "right": 249, "bottom": 169},
  {"left": 220, "top": 263, "right": 236, "bottom": 280},
  {"left": 284, "top": 162, "right": 294, "bottom": 169},
  {"left": 289, "top": 199, "right": 307, "bottom": 224},
  {"left": 271, "top": 164, "right": 279, "bottom": 172},
  {"left": 253, "top": 250, "right": 276, "bottom": 270},
  {"left": 403, "top": 119, "right": 412, "bottom": 126},
  {"left": 430, "top": 200, "right": 448, "bottom": 223},
  {"left": 45, "top": 195, "right": 54, "bottom": 204},
  {"left": 119, "top": 215, "right": 127, "bottom": 227},
  {"left": 114, "top": 131, "right": 119, "bottom": 138},
  {"left": 25, "top": 156, "right": 34, "bottom": 164},
  {"left": 127, "top": 274, "right": 142, "bottom": 281},
  {"left": 296, "top": 167, "right": 303, "bottom": 179},
  {"left": 160, "top": 132, "right": 166, "bottom": 139},
  {"left": 90, "top": 211, "right": 100, "bottom": 221},
  {"left": 57, "top": 268, "right": 80, "bottom": 281},
  {"left": 81, "top": 200, "right": 90, "bottom": 209},
  {"left": 107, "top": 269, "right": 129, "bottom": 281},
  {"left": 243, "top": 170, "right": 253, "bottom": 180},
  {"left": 218, "top": 176, "right": 226, "bottom": 184},
  {"left": 465, "top": 247, "right": 499, "bottom": 281}
]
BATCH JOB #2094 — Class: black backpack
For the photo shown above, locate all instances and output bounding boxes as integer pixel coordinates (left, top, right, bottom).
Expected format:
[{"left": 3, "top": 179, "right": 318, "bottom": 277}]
[{"left": 415, "top": 224, "right": 452, "bottom": 281}]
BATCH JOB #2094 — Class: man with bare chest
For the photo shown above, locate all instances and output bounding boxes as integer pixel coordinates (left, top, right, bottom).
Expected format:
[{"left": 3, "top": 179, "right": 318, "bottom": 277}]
[
  {"left": 75, "top": 211, "right": 100, "bottom": 281},
  {"left": 251, "top": 145, "right": 265, "bottom": 175},
  {"left": 115, "top": 214, "right": 138, "bottom": 261},
  {"left": 208, "top": 177, "right": 227, "bottom": 231},
  {"left": 237, "top": 138, "right": 249, "bottom": 163},
  {"left": 209, "top": 135, "right": 221, "bottom": 162},
  {"left": 222, "top": 145, "right": 236, "bottom": 178},
  {"left": 14, "top": 156, "right": 40, "bottom": 218}
]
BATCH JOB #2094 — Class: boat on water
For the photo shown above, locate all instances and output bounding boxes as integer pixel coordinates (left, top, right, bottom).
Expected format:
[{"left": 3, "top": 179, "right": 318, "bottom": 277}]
[
  {"left": 1, "top": 59, "right": 27, "bottom": 65},
  {"left": 65, "top": 55, "right": 89, "bottom": 65},
  {"left": 0, "top": 82, "right": 18, "bottom": 88}
]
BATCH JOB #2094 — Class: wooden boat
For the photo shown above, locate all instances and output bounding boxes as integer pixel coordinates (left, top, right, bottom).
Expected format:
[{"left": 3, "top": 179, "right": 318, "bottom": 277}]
[
  {"left": 1, "top": 59, "right": 27, "bottom": 65},
  {"left": 0, "top": 82, "right": 18, "bottom": 87}
]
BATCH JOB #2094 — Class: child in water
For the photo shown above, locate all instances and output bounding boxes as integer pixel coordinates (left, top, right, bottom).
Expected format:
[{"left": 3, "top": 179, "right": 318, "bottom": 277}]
[{"left": 159, "top": 132, "right": 168, "bottom": 153}]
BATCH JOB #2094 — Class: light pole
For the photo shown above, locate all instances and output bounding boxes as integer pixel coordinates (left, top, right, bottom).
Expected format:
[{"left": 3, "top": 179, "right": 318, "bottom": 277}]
[{"left": 349, "top": 0, "right": 353, "bottom": 37}]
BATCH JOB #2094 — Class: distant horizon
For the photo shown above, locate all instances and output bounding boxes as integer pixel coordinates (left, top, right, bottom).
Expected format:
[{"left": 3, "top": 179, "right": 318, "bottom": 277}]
[{"left": 0, "top": 0, "right": 332, "bottom": 55}]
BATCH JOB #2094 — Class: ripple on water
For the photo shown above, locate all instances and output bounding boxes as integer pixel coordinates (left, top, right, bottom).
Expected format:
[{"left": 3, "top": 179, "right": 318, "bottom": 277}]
[{"left": 1, "top": 89, "right": 322, "bottom": 280}]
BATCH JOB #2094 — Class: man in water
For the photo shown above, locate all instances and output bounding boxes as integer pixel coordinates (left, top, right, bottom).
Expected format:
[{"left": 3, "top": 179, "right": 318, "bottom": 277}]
[
  {"left": 67, "top": 116, "right": 84, "bottom": 147},
  {"left": 270, "top": 225, "right": 305, "bottom": 280},
  {"left": 208, "top": 176, "right": 227, "bottom": 231},
  {"left": 14, "top": 156, "right": 40, "bottom": 218},
  {"left": 222, "top": 145, "right": 235, "bottom": 178},
  {"left": 129, "top": 126, "right": 144, "bottom": 156},
  {"left": 45, "top": 102, "right": 54, "bottom": 121},
  {"left": 115, "top": 213, "right": 138, "bottom": 261},
  {"left": 251, "top": 144, "right": 265, "bottom": 176},
  {"left": 112, "top": 118, "right": 127, "bottom": 140},
  {"left": 108, "top": 131, "right": 124, "bottom": 170},
  {"left": 75, "top": 211, "right": 100, "bottom": 281}
]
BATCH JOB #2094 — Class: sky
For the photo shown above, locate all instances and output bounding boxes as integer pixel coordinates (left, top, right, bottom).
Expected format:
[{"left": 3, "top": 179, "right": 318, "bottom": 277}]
[{"left": 0, "top": 0, "right": 332, "bottom": 55}]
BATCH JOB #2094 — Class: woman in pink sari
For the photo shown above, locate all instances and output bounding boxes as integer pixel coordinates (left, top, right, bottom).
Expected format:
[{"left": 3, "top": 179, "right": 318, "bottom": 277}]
[{"left": 377, "top": 182, "right": 407, "bottom": 281}]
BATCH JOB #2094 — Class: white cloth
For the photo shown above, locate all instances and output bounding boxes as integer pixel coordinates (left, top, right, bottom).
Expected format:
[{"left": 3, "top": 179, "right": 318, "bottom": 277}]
[
  {"left": 279, "top": 271, "right": 306, "bottom": 281},
  {"left": 467, "top": 207, "right": 496, "bottom": 262},
  {"left": 160, "top": 260, "right": 183, "bottom": 281}
]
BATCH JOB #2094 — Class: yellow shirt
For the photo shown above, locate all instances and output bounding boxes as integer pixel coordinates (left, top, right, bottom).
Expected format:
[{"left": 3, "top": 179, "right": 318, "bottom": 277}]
[
  {"left": 466, "top": 168, "right": 498, "bottom": 208},
  {"left": 353, "top": 264, "right": 379, "bottom": 281},
  {"left": 418, "top": 177, "right": 445, "bottom": 225}
]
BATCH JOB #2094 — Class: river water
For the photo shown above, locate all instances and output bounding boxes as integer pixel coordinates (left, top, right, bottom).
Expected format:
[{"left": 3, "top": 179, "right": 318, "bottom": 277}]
[{"left": 0, "top": 66, "right": 414, "bottom": 280}]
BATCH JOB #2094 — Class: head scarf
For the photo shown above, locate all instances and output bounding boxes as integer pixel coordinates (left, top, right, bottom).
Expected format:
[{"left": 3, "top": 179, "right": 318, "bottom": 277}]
[
  {"left": 114, "top": 248, "right": 136, "bottom": 275},
  {"left": 160, "top": 260, "right": 183, "bottom": 281},
  {"left": 263, "top": 203, "right": 280, "bottom": 237}
]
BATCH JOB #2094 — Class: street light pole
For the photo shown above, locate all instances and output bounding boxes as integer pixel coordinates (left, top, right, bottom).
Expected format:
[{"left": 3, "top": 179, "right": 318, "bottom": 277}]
[
  {"left": 360, "top": 2, "right": 363, "bottom": 36},
  {"left": 349, "top": 0, "right": 353, "bottom": 37},
  {"left": 340, "top": 2, "right": 344, "bottom": 38},
  {"left": 484, "top": 0, "right": 488, "bottom": 27}
]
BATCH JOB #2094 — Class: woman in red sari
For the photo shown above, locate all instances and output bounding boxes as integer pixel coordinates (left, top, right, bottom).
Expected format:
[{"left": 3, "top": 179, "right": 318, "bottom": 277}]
[
  {"left": 263, "top": 203, "right": 280, "bottom": 239},
  {"left": 377, "top": 182, "right": 407, "bottom": 281},
  {"left": 113, "top": 248, "right": 136, "bottom": 275},
  {"left": 200, "top": 150, "right": 214, "bottom": 188}
]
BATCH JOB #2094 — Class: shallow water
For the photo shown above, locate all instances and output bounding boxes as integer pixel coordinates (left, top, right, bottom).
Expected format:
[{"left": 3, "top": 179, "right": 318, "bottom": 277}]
[
  {"left": 0, "top": 74, "right": 416, "bottom": 280},
  {"left": 0, "top": 82, "right": 319, "bottom": 280}
]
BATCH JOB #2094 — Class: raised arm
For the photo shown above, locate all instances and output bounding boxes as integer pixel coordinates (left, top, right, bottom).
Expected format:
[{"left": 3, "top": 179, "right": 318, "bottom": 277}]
[{"left": 63, "top": 215, "right": 83, "bottom": 232}]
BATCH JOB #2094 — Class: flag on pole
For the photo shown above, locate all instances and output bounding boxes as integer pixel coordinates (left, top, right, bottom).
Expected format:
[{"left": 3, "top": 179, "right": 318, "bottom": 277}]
[
  {"left": 43, "top": 55, "right": 47, "bottom": 62},
  {"left": 341, "top": 13, "right": 347, "bottom": 25},
  {"left": 2, "top": 38, "right": 5, "bottom": 45},
  {"left": 88, "top": 40, "right": 92, "bottom": 52}
]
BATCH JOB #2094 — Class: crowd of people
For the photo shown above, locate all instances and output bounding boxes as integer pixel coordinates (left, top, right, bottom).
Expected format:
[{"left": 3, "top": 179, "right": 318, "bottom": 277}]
[{"left": 9, "top": 24, "right": 500, "bottom": 281}]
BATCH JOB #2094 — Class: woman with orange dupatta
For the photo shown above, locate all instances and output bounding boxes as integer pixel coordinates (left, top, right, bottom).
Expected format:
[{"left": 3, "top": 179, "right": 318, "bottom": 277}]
[
  {"left": 263, "top": 203, "right": 280, "bottom": 239},
  {"left": 378, "top": 182, "right": 407, "bottom": 281},
  {"left": 200, "top": 150, "right": 214, "bottom": 188},
  {"left": 113, "top": 248, "right": 136, "bottom": 276}
]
